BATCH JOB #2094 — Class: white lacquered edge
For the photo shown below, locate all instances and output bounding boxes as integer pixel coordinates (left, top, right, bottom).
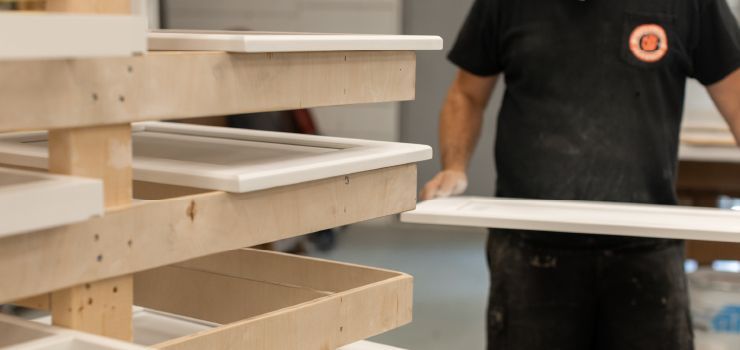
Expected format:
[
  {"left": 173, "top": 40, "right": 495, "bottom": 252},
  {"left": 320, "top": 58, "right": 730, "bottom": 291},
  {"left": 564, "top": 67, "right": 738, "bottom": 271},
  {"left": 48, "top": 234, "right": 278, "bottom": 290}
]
[
  {"left": 339, "top": 341, "right": 407, "bottom": 350},
  {"left": 136, "top": 122, "right": 432, "bottom": 192},
  {"left": 148, "top": 31, "right": 443, "bottom": 52},
  {"left": 0, "top": 122, "right": 432, "bottom": 193},
  {"left": 0, "top": 314, "right": 149, "bottom": 350},
  {"left": 401, "top": 197, "right": 740, "bottom": 243},
  {"left": 0, "top": 167, "right": 103, "bottom": 238},
  {"left": 0, "top": 13, "right": 147, "bottom": 60},
  {"left": 678, "top": 143, "right": 740, "bottom": 163}
]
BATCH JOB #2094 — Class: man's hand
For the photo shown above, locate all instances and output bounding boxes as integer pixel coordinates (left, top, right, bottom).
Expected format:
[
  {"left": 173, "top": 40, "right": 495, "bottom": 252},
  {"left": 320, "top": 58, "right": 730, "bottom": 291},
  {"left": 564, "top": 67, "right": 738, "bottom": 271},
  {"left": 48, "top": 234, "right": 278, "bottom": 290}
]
[{"left": 420, "top": 170, "right": 469, "bottom": 200}]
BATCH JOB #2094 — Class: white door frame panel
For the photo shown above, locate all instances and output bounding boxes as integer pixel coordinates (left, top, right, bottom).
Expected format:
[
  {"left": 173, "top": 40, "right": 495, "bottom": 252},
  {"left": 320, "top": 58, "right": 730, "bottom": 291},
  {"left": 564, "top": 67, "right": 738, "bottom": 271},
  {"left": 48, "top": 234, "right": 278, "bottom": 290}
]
[
  {"left": 0, "top": 167, "right": 103, "bottom": 238},
  {"left": 401, "top": 197, "right": 740, "bottom": 243},
  {"left": 0, "top": 122, "right": 432, "bottom": 193}
]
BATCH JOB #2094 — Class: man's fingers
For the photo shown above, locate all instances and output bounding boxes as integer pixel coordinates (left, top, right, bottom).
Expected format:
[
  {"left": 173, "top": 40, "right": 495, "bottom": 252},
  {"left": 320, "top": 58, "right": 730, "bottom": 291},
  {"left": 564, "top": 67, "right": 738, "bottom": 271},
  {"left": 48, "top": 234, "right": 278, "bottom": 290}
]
[
  {"left": 437, "top": 173, "right": 465, "bottom": 198},
  {"left": 420, "top": 176, "right": 442, "bottom": 201}
]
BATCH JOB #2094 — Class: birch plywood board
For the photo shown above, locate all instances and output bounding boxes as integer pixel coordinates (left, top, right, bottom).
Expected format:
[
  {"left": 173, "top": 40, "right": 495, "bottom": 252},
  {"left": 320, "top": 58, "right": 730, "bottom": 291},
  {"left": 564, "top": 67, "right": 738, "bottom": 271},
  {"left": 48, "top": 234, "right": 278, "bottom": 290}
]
[
  {"left": 401, "top": 197, "right": 740, "bottom": 243},
  {"left": 0, "top": 51, "right": 416, "bottom": 133},
  {"left": 149, "top": 30, "right": 442, "bottom": 53},
  {"left": 0, "top": 122, "right": 431, "bottom": 193},
  {"left": 0, "top": 314, "right": 148, "bottom": 350},
  {"left": 0, "top": 167, "right": 103, "bottom": 237},
  {"left": 0, "top": 13, "right": 146, "bottom": 60}
]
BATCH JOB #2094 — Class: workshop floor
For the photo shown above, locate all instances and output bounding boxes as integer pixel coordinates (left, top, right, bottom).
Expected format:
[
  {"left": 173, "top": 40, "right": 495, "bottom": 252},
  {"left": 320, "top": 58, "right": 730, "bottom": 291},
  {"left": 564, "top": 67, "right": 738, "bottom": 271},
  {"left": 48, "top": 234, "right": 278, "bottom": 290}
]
[{"left": 310, "top": 219, "right": 489, "bottom": 350}]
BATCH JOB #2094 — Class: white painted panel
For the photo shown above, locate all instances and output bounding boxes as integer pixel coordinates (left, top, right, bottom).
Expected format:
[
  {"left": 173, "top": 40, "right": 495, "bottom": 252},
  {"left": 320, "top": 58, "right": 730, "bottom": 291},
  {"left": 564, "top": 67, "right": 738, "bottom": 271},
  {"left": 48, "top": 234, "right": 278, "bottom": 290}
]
[
  {"left": 148, "top": 31, "right": 442, "bottom": 52},
  {"left": 0, "top": 13, "right": 147, "bottom": 60},
  {"left": 0, "top": 122, "right": 432, "bottom": 193},
  {"left": 401, "top": 197, "right": 740, "bottom": 243},
  {"left": 0, "top": 167, "right": 103, "bottom": 238},
  {"left": 0, "top": 314, "right": 148, "bottom": 350}
]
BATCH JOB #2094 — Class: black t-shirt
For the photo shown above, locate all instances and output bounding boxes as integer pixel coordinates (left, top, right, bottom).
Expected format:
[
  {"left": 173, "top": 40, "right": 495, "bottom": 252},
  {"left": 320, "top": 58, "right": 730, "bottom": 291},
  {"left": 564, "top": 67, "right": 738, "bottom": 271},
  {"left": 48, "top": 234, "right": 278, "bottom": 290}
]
[{"left": 449, "top": 0, "right": 740, "bottom": 246}]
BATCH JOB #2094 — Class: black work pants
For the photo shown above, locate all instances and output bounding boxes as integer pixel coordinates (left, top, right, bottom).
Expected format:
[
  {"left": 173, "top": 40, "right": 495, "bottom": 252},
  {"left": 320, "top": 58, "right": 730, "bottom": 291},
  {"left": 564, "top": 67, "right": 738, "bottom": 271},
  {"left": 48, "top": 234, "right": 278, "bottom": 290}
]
[{"left": 486, "top": 230, "right": 693, "bottom": 350}]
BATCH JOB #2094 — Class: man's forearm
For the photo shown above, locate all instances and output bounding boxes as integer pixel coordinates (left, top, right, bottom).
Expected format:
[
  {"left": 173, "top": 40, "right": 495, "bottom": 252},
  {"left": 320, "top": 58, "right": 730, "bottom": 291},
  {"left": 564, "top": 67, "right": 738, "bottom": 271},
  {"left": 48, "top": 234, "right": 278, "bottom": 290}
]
[
  {"left": 440, "top": 88, "right": 485, "bottom": 171},
  {"left": 708, "top": 68, "right": 740, "bottom": 144},
  {"left": 439, "top": 71, "right": 498, "bottom": 172}
]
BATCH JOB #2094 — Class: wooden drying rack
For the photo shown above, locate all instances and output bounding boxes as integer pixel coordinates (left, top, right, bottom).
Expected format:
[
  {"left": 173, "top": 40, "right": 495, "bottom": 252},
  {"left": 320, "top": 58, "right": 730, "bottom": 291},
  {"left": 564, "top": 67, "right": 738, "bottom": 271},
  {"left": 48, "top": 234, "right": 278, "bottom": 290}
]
[{"left": 0, "top": 1, "right": 421, "bottom": 348}]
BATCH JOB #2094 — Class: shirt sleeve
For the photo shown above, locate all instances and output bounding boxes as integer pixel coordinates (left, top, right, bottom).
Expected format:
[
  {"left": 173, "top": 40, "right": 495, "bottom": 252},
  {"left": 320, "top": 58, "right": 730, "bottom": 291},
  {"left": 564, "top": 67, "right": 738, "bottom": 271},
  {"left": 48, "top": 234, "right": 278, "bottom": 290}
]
[
  {"left": 691, "top": 0, "right": 740, "bottom": 85},
  {"left": 448, "top": 0, "right": 502, "bottom": 77}
]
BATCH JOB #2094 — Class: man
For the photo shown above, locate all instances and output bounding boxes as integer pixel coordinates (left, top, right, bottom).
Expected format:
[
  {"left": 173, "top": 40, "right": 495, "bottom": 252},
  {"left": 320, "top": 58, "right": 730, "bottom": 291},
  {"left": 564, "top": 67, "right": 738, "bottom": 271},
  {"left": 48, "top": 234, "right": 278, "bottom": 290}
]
[{"left": 421, "top": 0, "right": 740, "bottom": 349}]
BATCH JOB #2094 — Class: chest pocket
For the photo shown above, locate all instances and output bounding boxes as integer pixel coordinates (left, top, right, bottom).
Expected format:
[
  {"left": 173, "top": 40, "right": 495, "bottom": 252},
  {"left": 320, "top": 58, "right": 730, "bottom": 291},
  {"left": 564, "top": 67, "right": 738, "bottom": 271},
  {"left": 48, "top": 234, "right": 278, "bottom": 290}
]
[{"left": 620, "top": 12, "right": 682, "bottom": 69}]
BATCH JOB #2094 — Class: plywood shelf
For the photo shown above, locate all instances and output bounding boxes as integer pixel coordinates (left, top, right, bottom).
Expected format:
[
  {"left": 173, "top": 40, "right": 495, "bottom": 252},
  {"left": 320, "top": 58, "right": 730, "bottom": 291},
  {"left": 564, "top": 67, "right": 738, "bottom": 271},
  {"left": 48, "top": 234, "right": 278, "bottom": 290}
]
[
  {"left": 401, "top": 196, "right": 740, "bottom": 243},
  {"left": 0, "top": 122, "right": 431, "bottom": 193},
  {"left": 0, "top": 164, "right": 417, "bottom": 304},
  {"left": 0, "top": 50, "right": 416, "bottom": 133},
  {"left": 0, "top": 166, "right": 103, "bottom": 238},
  {"left": 133, "top": 249, "right": 411, "bottom": 350},
  {"left": 27, "top": 249, "right": 411, "bottom": 350}
]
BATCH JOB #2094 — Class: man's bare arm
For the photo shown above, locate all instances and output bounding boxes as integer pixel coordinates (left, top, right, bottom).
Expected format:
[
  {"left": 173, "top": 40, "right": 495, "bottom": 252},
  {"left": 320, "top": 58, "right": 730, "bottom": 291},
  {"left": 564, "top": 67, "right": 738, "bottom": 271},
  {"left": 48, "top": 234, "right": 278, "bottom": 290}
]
[
  {"left": 708, "top": 68, "right": 740, "bottom": 144},
  {"left": 420, "top": 69, "right": 498, "bottom": 200}
]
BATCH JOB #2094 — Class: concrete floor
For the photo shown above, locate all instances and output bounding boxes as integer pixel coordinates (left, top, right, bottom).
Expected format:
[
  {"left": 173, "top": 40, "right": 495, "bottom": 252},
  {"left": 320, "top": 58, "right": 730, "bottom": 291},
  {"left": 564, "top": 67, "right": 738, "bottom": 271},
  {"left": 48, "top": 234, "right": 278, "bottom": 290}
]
[{"left": 310, "top": 218, "right": 490, "bottom": 350}]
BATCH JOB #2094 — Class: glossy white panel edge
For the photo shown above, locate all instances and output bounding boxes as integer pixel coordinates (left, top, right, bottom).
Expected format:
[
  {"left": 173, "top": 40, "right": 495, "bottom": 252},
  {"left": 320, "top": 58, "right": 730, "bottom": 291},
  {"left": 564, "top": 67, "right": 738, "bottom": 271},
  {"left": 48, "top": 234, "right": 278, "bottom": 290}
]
[
  {"left": 0, "top": 13, "right": 147, "bottom": 60},
  {"left": 679, "top": 143, "right": 740, "bottom": 163},
  {"left": 0, "top": 313, "right": 150, "bottom": 350},
  {"left": 400, "top": 196, "right": 740, "bottom": 243},
  {"left": 338, "top": 341, "right": 407, "bottom": 350},
  {"left": 0, "top": 166, "right": 104, "bottom": 238},
  {"left": 0, "top": 122, "right": 432, "bottom": 193},
  {"left": 148, "top": 30, "right": 443, "bottom": 52}
]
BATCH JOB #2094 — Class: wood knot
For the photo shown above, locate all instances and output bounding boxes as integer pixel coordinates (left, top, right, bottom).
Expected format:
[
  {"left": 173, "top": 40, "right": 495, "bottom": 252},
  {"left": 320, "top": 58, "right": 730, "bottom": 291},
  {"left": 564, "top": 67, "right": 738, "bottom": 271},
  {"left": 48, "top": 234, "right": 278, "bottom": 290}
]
[{"left": 187, "top": 200, "right": 197, "bottom": 221}]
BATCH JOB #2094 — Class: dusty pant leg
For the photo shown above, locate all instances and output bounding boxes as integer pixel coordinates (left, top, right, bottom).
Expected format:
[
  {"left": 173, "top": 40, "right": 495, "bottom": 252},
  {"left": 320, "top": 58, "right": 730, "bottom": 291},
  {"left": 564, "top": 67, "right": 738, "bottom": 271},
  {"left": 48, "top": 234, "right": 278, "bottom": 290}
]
[
  {"left": 596, "top": 240, "right": 693, "bottom": 350},
  {"left": 486, "top": 230, "right": 597, "bottom": 350}
]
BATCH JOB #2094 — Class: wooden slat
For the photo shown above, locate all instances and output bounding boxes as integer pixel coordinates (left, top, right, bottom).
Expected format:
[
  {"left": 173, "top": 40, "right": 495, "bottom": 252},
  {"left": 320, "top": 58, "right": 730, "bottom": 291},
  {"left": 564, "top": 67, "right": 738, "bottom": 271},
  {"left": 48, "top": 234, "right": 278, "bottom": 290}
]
[
  {"left": 48, "top": 124, "right": 134, "bottom": 340},
  {"left": 51, "top": 276, "right": 133, "bottom": 340},
  {"left": 44, "top": 0, "right": 130, "bottom": 13},
  {"left": 0, "top": 164, "right": 417, "bottom": 304},
  {"left": 48, "top": 124, "right": 132, "bottom": 208},
  {"left": 46, "top": 0, "right": 135, "bottom": 339},
  {"left": 0, "top": 50, "right": 416, "bottom": 133}
]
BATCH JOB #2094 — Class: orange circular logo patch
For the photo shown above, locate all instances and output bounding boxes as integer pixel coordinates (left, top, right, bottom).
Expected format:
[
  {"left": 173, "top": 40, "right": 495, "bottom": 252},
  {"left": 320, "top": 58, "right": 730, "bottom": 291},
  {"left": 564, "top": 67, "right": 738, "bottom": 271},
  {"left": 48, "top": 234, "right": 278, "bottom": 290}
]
[{"left": 629, "top": 24, "right": 668, "bottom": 63}]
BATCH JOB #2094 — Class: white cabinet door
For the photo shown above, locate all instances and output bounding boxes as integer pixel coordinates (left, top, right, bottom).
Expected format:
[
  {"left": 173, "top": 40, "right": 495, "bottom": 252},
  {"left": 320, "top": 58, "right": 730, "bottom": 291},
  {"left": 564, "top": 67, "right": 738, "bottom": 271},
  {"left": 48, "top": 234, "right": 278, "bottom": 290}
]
[
  {"left": 0, "top": 122, "right": 431, "bottom": 193},
  {"left": 401, "top": 196, "right": 740, "bottom": 243},
  {"left": 0, "top": 167, "right": 103, "bottom": 237}
]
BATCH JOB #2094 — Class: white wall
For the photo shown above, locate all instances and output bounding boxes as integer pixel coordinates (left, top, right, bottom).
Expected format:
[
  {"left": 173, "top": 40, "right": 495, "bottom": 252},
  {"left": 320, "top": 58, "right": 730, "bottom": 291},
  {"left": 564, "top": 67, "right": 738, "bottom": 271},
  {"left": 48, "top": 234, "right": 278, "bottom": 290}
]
[{"left": 165, "top": 0, "right": 403, "bottom": 141}]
